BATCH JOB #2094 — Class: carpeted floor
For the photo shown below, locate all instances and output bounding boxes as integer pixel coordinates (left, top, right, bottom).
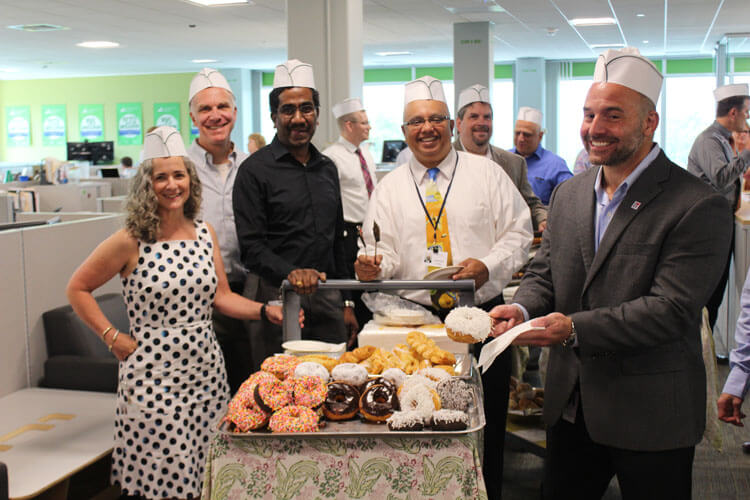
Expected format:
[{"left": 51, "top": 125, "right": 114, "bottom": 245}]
[{"left": 501, "top": 364, "right": 750, "bottom": 499}]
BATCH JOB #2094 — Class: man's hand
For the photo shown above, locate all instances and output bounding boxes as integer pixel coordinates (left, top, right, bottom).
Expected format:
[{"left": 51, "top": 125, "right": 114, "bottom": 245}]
[
  {"left": 537, "top": 220, "right": 548, "bottom": 232},
  {"left": 343, "top": 306, "right": 359, "bottom": 349},
  {"left": 287, "top": 268, "right": 326, "bottom": 295},
  {"left": 718, "top": 392, "right": 746, "bottom": 426},
  {"left": 513, "top": 312, "right": 572, "bottom": 346},
  {"left": 453, "top": 258, "right": 489, "bottom": 289},
  {"left": 489, "top": 304, "right": 525, "bottom": 337},
  {"left": 354, "top": 254, "right": 382, "bottom": 281}
]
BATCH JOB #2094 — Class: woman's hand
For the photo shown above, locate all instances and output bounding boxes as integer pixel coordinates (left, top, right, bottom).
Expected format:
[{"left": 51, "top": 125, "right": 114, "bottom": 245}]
[
  {"left": 110, "top": 331, "right": 138, "bottom": 361},
  {"left": 264, "top": 304, "right": 305, "bottom": 328}
]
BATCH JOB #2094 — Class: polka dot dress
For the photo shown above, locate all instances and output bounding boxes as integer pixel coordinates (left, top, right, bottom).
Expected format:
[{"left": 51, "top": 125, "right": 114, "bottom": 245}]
[{"left": 114, "top": 221, "right": 229, "bottom": 499}]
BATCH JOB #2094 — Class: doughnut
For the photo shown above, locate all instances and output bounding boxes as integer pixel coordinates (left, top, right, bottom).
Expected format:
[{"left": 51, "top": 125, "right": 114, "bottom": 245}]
[
  {"left": 359, "top": 383, "right": 399, "bottom": 423},
  {"left": 416, "top": 367, "right": 451, "bottom": 384},
  {"left": 436, "top": 377, "right": 473, "bottom": 412},
  {"left": 387, "top": 410, "right": 425, "bottom": 431},
  {"left": 268, "top": 405, "right": 319, "bottom": 433},
  {"left": 293, "top": 361, "right": 331, "bottom": 382},
  {"left": 444, "top": 306, "right": 492, "bottom": 343},
  {"left": 261, "top": 354, "right": 300, "bottom": 380},
  {"left": 224, "top": 388, "right": 269, "bottom": 432},
  {"left": 398, "top": 384, "right": 441, "bottom": 419},
  {"left": 254, "top": 377, "right": 293, "bottom": 413},
  {"left": 291, "top": 375, "right": 328, "bottom": 408},
  {"left": 236, "top": 370, "right": 277, "bottom": 396},
  {"left": 381, "top": 368, "right": 408, "bottom": 389},
  {"left": 323, "top": 382, "right": 360, "bottom": 421},
  {"left": 361, "top": 376, "right": 397, "bottom": 395},
  {"left": 399, "top": 374, "right": 437, "bottom": 393},
  {"left": 298, "top": 354, "right": 338, "bottom": 372},
  {"left": 430, "top": 409, "right": 469, "bottom": 431},
  {"left": 331, "top": 362, "right": 368, "bottom": 387}
]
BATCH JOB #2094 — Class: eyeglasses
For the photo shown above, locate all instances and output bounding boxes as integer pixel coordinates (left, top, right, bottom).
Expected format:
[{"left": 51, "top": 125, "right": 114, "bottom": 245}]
[
  {"left": 277, "top": 103, "right": 316, "bottom": 116},
  {"left": 403, "top": 115, "right": 450, "bottom": 128}
]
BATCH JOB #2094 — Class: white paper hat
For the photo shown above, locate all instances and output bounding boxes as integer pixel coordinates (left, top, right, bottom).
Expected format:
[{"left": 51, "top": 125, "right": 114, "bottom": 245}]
[
  {"left": 714, "top": 83, "right": 750, "bottom": 103},
  {"left": 332, "top": 97, "right": 364, "bottom": 119},
  {"left": 457, "top": 84, "right": 490, "bottom": 111},
  {"left": 404, "top": 76, "right": 447, "bottom": 106},
  {"left": 516, "top": 106, "right": 543, "bottom": 127},
  {"left": 273, "top": 59, "right": 316, "bottom": 89},
  {"left": 593, "top": 47, "right": 663, "bottom": 105},
  {"left": 188, "top": 68, "right": 233, "bottom": 104},
  {"left": 142, "top": 126, "right": 187, "bottom": 161}
]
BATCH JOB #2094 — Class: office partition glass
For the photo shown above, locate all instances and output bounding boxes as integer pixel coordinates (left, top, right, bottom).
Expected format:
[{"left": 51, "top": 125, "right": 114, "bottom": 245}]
[
  {"left": 491, "top": 80, "right": 515, "bottom": 150},
  {"left": 557, "top": 79, "right": 591, "bottom": 169},
  {"left": 664, "top": 75, "right": 716, "bottom": 167}
]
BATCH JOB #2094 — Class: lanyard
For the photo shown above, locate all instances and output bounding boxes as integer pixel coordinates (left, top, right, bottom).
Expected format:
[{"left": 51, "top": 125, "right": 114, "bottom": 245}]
[{"left": 410, "top": 154, "right": 459, "bottom": 241}]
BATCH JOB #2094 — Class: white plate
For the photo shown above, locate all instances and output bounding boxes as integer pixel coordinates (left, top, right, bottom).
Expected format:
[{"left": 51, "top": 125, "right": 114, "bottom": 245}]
[
  {"left": 423, "top": 265, "right": 464, "bottom": 281},
  {"left": 281, "top": 340, "right": 345, "bottom": 353}
]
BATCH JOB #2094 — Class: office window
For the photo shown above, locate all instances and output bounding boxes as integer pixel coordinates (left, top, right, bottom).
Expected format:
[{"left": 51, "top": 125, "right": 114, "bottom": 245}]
[
  {"left": 557, "top": 79, "right": 592, "bottom": 168},
  {"left": 491, "top": 80, "right": 515, "bottom": 150},
  {"left": 259, "top": 86, "right": 273, "bottom": 146},
  {"left": 664, "top": 75, "right": 716, "bottom": 167}
]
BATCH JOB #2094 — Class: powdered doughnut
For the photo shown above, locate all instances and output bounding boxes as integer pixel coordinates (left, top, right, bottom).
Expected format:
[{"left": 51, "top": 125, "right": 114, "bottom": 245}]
[
  {"left": 416, "top": 367, "right": 451, "bottom": 384},
  {"left": 323, "top": 382, "right": 360, "bottom": 420},
  {"left": 436, "top": 377, "right": 473, "bottom": 412},
  {"left": 430, "top": 409, "right": 469, "bottom": 431},
  {"left": 381, "top": 368, "right": 408, "bottom": 389},
  {"left": 268, "top": 405, "right": 320, "bottom": 433},
  {"left": 331, "top": 362, "right": 368, "bottom": 387},
  {"left": 359, "top": 383, "right": 399, "bottom": 423},
  {"left": 261, "top": 354, "right": 300, "bottom": 380},
  {"left": 387, "top": 410, "right": 425, "bottom": 431},
  {"left": 291, "top": 375, "right": 328, "bottom": 408},
  {"left": 293, "top": 361, "right": 331, "bottom": 382},
  {"left": 398, "top": 384, "right": 441, "bottom": 419},
  {"left": 254, "top": 377, "right": 293, "bottom": 413},
  {"left": 444, "top": 306, "right": 492, "bottom": 343}
]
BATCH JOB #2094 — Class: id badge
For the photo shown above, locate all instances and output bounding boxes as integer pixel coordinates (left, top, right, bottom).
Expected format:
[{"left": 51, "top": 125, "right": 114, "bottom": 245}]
[{"left": 424, "top": 247, "right": 448, "bottom": 268}]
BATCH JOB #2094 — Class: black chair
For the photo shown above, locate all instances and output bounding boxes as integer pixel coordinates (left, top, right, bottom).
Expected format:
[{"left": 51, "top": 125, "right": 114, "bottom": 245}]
[{"left": 40, "top": 293, "right": 128, "bottom": 393}]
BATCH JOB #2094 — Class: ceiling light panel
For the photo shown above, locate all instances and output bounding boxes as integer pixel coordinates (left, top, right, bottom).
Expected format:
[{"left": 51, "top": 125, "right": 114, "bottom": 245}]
[
  {"left": 76, "top": 41, "right": 120, "bottom": 48},
  {"left": 570, "top": 17, "right": 617, "bottom": 27},
  {"left": 184, "top": 0, "right": 251, "bottom": 6}
]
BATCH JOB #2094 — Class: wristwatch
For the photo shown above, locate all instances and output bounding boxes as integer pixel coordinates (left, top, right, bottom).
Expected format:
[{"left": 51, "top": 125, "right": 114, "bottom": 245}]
[
  {"left": 562, "top": 319, "right": 577, "bottom": 348},
  {"left": 343, "top": 300, "right": 356, "bottom": 309}
]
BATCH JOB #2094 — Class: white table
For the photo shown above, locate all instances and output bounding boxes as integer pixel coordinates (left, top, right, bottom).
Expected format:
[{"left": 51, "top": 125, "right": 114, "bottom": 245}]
[{"left": 0, "top": 388, "right": 115, "bottom": 500}]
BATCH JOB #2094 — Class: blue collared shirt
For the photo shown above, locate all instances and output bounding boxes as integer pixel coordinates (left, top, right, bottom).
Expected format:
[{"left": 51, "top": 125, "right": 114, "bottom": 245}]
[
  {"left": 724, "top": 266, "right": 750, "bottom": 399},
  {"left": 511, "top": 144, "right": 572, "bottom": 205}
]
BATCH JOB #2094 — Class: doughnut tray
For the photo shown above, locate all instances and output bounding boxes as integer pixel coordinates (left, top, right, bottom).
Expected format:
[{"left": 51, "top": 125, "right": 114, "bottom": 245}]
[{"left": 218, "top": 381, "right": 486, "bottom": 438}]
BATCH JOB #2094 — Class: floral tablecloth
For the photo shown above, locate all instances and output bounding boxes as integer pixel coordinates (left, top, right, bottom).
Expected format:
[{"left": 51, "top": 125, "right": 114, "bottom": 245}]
[{"left": 201, "top": 430, "right": 487, "bottom": 500}]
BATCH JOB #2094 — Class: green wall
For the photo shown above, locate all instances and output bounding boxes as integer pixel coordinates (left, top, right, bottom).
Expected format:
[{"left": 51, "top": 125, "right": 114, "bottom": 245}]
[{"left": 0, "top": 72, "right": 194, "bottom": 163}]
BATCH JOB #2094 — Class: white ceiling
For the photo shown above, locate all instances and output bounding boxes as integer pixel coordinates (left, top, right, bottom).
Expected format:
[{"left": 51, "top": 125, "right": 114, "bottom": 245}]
[{"left": 0, "top": 0, "right": 748, "bottom": 80}]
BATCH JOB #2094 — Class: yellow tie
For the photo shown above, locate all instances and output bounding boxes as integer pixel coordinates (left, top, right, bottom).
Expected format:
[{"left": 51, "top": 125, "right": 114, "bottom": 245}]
[{"left": 425, "top": 167, "right": 452, "bottom": 272}]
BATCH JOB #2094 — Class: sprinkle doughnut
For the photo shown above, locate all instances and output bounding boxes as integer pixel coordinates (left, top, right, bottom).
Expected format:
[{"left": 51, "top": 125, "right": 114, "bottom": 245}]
[
  {"left": 387, "top": 410, "right": 425, "bottom": 431},
  {"left": 294, "top": 361, "right": 331, "bottom": 382},
  {"left": 269, "top": 405, "right": 319, "bottom": 433},
  {"left": 323, "top": 382, "right": 360, "bottom": 420},
  {"left": 381, "top": 368, "right": 408, "bottom": 389},
  {"left": 224, "top": 390, "right": 270, "bottom": 432},
  {"left": 237, "top": 371, "right": 277, "bottom": 396},
  {"left": 398, "top": 384, "right": 441, "bottom": 419},
  {"left": 261, "top": 354, "right": 300, "bottom": 380},
  {"left": 254, "top": 377, "right": 293, "bottom": 413},
  {"left": 436, "top": 377, "right": 473, "bottom": 412},
  {"left": 331, "top": 362, "right": 368, "bottom": 387},
  {"left": 359, "top": 383, "right": 399, "bottom": 423},
  {"left": 416, "top": 367, "right": 451, "bottom": 384},
  {"left": 430, "top": 409, "right": 469, "bottom": 431},
  {"left": 444, "top": 306, "right": 492, "bottom": 343},
  {"left": 291, "top": 375, "right": 328, "bottom": 408}
]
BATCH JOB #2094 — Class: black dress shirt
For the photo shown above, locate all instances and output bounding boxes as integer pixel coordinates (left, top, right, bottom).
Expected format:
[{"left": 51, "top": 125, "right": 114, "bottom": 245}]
[{"left": 233, "top": 135, "right": 348, "bottom": 285}]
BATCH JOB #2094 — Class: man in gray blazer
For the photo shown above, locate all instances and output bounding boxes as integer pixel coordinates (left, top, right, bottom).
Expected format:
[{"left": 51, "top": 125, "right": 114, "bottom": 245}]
[
  {"left": 490, "top": 47, "right": 732, "bottom": 498},
  {"left": 453, "top": 84, "right": 547, "bottom": 231}
]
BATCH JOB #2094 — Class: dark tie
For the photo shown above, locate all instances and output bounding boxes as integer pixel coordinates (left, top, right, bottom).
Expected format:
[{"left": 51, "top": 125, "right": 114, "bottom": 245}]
[{"left": 355, "top": 148, "right": 375, "bottom": 197}]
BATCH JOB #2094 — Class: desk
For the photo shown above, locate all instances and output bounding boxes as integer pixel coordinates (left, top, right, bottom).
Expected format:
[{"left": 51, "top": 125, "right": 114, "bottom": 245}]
[
  {"left": 201, "top": 431, "right": 486, "bottom": 499},
  {"left": 0, "top": 388, "right": 115, "bottom": 500}
]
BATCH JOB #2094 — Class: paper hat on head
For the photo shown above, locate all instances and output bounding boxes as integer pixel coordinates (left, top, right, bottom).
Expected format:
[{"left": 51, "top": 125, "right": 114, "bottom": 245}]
[
  {"left": 404, "top": 76, "right": 447, "bottom": 105},
  {"left": 332, "top": 98, "right": 364, "bottom": 119},
  {"left": 714, "top": 83, "right": 750, "bottom": 103},
  {"left": 273, "top": 59, "right": 316, "bottom": 89},
  {"left": 593, "top": 47, "right": 663, "bottom": 105},
  {"left": 188, "top": 68, "right": 233, "bottom": 104},
  {"left": 516, "top": 106, "right": 543, "bottom": 127},
  {"left": 142, "top": 126, "right": 187, "bottom": 161},
  {"left": 457, "top": 84, "right": 490, "bottom": 111}
]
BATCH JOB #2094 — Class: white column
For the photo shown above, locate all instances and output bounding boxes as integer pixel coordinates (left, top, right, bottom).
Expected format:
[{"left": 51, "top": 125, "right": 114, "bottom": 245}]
[
  {"left": 453, "top": 22, "right": 493, "bottom": 113},
  {"left": 514, "top": 57, "right": 546, "bottom": 125}
]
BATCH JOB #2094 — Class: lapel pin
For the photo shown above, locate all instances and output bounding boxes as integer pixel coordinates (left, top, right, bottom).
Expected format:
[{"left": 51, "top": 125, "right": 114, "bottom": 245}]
[{"left": 631, "top": 201, "right": 641, "bottom": 210}]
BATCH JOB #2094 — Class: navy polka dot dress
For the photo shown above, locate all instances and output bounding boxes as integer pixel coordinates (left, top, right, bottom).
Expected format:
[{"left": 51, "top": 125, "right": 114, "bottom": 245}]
[{"left": 113, "top": 221, "right": 229, "bottom": 499}]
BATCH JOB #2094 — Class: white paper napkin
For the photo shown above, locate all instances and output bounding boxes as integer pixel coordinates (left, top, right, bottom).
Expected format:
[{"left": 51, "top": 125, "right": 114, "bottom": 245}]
[{"left": 477, "top": 320, "right": 545, "bottom": 373}]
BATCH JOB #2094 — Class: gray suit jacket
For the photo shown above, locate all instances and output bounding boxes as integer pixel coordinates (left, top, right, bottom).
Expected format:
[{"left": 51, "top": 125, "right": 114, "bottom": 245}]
[
  {"left": 453, "top": 139, "right": 547, "bottom": 230},
  {"left": 513, "top": 150, "right": 733, "bottom": 451}
]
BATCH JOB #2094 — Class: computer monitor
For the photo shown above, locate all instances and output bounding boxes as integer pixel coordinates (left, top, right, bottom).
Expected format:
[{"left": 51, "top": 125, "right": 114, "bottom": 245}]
[
  {"left": 66, "top": 141, "right": 91, "bottom": 162},
  {"left": 100, "top": 167, "right": 120, "bottom": 178},
  {"left": 381, "top": 140, "right": 407, "bottom": 163},
  {"left": 65, "top": 141, "right": 115, "bottom": 165}
]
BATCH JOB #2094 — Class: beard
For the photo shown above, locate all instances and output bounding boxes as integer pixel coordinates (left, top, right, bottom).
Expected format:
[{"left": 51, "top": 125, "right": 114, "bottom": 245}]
[{"left": 584, "top": 130, "right": 645, "bottom": 167}]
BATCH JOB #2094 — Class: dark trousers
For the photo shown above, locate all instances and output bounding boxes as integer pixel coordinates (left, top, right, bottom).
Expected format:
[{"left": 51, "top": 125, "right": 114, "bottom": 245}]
[
  {"left": 213, "top": 280, "right": 253, "bottom": 394},
  {"left": 472, "top": 294, "right": 511, "bottom": 500},
  {"left": 343, "top": 221, "right": 373, "bottom": 333},
  {"left": 543, "top": 405, "right": 695, "bottom": 500},
  {"left": 243, "top": 274, "right": 347, "bottom": 372},
  {"left": 706, "top": 216, "right": 734, "bottom": 329}
]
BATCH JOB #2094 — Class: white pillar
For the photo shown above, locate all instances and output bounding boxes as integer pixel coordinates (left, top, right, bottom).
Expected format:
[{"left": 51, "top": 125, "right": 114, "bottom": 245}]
[
  {"left": 514, "top": 57, "right": 546, "bottom": 125},
  {"left": 453, "top": 21, "right": 493, "bottom": 114}
]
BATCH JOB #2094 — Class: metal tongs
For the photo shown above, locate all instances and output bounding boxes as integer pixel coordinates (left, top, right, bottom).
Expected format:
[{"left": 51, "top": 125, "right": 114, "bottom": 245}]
[{"left": 358, "top": 221, "right": 380, "bottom": 261}]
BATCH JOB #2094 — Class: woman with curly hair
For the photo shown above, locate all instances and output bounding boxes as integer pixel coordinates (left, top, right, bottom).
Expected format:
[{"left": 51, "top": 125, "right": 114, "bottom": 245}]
[{"left": 66, "top": 127, "right": 295, "bottom": 500}]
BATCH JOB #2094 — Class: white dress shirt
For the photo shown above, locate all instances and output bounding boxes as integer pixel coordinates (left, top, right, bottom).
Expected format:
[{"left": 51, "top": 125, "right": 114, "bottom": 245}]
[
  {"left": 322, "top": 137, "right": 378, "bottom": 223},
  {"left": 359, "top": 148, "right": 532, "bottom": 306},
  {"left": 188, "top": 140, "right": 249, "bottom": 283}
]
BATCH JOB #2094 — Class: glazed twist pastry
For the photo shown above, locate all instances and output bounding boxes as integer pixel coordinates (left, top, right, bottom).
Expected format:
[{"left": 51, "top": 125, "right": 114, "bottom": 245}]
[{"left": 406, "top": 331, "right": 456, "bottom": 365}]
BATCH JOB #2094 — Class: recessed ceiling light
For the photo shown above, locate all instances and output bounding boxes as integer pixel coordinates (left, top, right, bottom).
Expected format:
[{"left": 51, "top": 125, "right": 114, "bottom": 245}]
[
  {"left": 445, "top": 5, "right": 505, "bottom": 14},
  {"left": 375, "top": 51, "right": 412, "bottom": 57},
  {"left": 590, "top": 43, "right": 626, "bottom": 49},
  {"left": 184, "top": 0, "right": 251, "bottom": 6},
  {"left": 8, "top": 23, "right": 69, "bottom": 32},
  {"left": 77, "top": 41, "right": 119, "bottom": 48},
  {"left": 643, "top": 40, "right": 649, "bottom": 44},
  {"left": 636, "top": 13, "right": 645, "bottom": 18},
  {"left": 192, "top": 59, "right": 218, "bottom": 63},
  {"left": 570, "top": 17, "right": 617, "bottom": 27}
]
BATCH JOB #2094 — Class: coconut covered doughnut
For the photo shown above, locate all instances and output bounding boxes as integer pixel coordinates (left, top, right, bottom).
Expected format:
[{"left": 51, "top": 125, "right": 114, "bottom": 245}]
[
  {"left": 387, "top": 410, "right": 425, "bottom": 431},
  {"left": 416, "top": 367, "right": 451, "bottom": 384},
  {"left": 294, "top": 361, "right": 331, "bottom": 382},
  {"left": 291, "top": 375, "right": 328, "bottom": 408},
  {"left": 436, "top": 377, "right": 474, "bottom": 412},
  {"left": 444, "top": 306, "right": 492, "bottom": 343},
  {"left": 381, "top": 367, "right": 408, "bottom": 389},
  {"left": 399, "top": 374, "right": 437, "bottom": 394},
  {"left": 261, "top": 354, "right": 301, "bottom": 380},
  {"left": 331, "top": 362, "right": 369, "bottom": 387},
  {"left": 268, "top": 405, "right": 320, "bottom": 433},
  {"left": 430, "top": 409, "right": 469, "bottom": 431},
  {"left": 254, "top": 377, "right": 294, "bottom": 413},
  {"left": 398, "top": 383, "right": 441, "bottom": 419}
]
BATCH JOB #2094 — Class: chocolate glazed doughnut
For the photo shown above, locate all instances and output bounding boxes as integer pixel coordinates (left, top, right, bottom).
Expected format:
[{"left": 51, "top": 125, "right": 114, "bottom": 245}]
[
  {"left": 359, "top": 384, "right": 400, "bottom": 423},
  {"left": 323, "top": 382, "right": 360, "bottom": 421}
]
